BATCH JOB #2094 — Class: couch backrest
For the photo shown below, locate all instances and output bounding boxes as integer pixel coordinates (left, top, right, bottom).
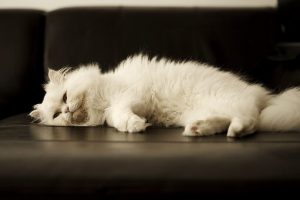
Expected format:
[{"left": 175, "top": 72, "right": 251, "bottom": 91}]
[
  {"left": 44, "top": 7, "right": 278, "bottom": 82},
  {"left": 1, "top": 7, "right": 300, "bottom": 118},
  {"left": 0, "top": 10, "right": 44, "bottom": 118}
]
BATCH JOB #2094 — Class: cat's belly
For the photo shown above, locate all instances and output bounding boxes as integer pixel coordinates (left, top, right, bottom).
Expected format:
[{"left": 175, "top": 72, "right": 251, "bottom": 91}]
[{"left": 145, "top": 103, "right": 183, "bottom": 127}]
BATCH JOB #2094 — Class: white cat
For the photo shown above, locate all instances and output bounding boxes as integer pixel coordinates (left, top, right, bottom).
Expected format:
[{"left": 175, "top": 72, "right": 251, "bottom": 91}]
[{"left": 29, "top": 54, "right": 300, "bottom": 137}]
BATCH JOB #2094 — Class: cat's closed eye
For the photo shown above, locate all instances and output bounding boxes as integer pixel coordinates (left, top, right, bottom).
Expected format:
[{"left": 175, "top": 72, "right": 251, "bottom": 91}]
[
  {"left": 53, "top": 112, "right": 61, "bottom": 119},
  {"left": 63, "top": 92, "right": 67, "bottom": 103}
]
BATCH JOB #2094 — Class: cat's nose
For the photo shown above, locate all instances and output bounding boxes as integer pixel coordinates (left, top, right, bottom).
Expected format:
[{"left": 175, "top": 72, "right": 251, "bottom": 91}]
[{"left": 63, "top": 106, "right": 70, "bottom": 113}]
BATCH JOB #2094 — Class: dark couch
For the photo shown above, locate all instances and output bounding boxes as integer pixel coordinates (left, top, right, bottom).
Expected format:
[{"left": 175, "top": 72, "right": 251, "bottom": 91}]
[{"left": 1, "top": 5, "right": 300, "bottom": 199}]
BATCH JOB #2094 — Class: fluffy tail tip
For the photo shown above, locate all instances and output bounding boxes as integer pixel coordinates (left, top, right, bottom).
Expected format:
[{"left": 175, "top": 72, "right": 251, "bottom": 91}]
[{"left": 258, "top": 88, "right": 300, "bottom": 132}]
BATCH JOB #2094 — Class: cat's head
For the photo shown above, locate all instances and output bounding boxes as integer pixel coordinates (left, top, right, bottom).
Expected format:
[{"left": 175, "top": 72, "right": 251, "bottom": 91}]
[{"left": 29, "top": 66, "right": 104, "bottom": 126}]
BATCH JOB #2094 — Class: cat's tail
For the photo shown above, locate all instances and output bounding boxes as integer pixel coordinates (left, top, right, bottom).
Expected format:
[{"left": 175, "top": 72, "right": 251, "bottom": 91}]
[{"left": 258, "top": 87, "right": 300, "bottom": 132}]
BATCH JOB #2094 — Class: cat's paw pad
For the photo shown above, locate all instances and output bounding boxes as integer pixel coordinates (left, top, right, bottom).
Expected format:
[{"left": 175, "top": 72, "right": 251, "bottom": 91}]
[
  {"left": 183, "top": 117, "right": 230, "bottom": 137},
  {"left": 183, "top": 120, "right": 215, "bottom": 136},
  {"left": 126, "top": 115, "right": 150, "bottom": 133}
]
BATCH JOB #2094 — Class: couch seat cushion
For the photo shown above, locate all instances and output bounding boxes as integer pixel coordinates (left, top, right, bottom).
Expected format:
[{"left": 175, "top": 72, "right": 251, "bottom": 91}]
[{"left": 0, "top": 113, "right": 300, "bottom": 197}]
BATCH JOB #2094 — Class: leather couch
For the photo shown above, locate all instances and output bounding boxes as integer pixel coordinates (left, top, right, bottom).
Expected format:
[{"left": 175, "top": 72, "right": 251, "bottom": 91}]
[{"left": 0, "top": 5, "right": 300, "bottom": 199}]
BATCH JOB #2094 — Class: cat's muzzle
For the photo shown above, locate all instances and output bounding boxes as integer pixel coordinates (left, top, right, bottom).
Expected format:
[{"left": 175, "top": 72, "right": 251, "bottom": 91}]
[{"left": 70, "top": 107, "right": 88, "bottom": 125}]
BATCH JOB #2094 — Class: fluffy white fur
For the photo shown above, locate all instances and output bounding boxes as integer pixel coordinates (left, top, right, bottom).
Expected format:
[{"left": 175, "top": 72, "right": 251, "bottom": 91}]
[{"left": 30, "top": 54, "right": 300, "bottom": 137}]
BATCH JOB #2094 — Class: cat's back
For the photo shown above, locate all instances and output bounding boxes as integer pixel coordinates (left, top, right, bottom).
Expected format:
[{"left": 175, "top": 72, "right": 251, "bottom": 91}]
[
  {"left": 113, "top": 54, "right": 262, "bottom": 98},
  {"left": 113, "top": 54, "right": 218, "bottom": 82}
]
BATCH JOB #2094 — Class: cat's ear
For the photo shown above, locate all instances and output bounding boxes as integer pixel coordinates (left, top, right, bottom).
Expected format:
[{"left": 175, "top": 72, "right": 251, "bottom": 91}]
[
  {"left": 48, "top": 69, "right": 61, "bottom": 83},
  {"left": 29, "top": 104, "right": 41, "bottom": 122},
  {"left": 48, "top": 68, "right": 71, "bottom": 83},
  {"left": 29, "top": 110, "right": 40, "bottom": 120}
]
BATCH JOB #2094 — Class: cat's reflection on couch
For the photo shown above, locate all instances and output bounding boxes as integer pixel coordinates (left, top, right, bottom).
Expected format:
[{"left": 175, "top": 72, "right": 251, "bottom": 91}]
[
  {"left": 29, "top": 124, "right": 235, "bottom": 144},
  {"left": 29, "top": 124, "right": 149, "bottom": 142},
  {"left": 28, "top": 125, "right": 158, "bottom": 154}
]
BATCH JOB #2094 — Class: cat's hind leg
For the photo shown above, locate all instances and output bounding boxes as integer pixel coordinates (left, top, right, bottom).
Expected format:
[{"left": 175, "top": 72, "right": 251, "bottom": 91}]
[
  {"left": 227, "top": 117, "right": 256, "bottom": 137},
  {"left": 183, "top": 117, "right": 231, "bottom": 136},
  {"left": 183, "top": 116, "right": 256, "bottom": 137}
]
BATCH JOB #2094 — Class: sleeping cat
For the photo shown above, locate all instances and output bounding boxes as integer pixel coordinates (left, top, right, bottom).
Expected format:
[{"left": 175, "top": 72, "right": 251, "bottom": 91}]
[{"left": 30, "top": 54, "right": 300, "bottom": 137}]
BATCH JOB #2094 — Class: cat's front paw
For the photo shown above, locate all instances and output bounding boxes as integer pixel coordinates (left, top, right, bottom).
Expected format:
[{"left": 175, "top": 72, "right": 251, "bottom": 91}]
[
  {"left": 126, "top": 115, "right": 151, "bottom": 133},
  {"left": 66, "top": 92, "right": 84, "bottom": 113},
  {"left": 113, "top": 113, "right": 150, "bottom": 133}
]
